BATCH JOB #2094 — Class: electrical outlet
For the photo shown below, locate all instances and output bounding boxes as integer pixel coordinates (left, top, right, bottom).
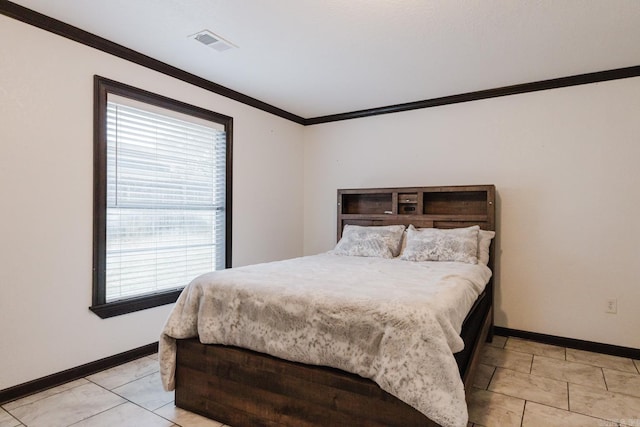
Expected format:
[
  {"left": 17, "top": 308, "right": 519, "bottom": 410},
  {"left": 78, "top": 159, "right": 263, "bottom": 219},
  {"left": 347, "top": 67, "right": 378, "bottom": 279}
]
[{"left": 606, "top": 298, "right": 617, "bottom": 314}]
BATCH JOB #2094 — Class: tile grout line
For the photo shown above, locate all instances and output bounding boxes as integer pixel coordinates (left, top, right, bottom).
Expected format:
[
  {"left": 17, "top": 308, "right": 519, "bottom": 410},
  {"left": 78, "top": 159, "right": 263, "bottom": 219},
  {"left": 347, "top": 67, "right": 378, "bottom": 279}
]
[
  {"left": 485, "top": 365, "right": 497, "bottom": 390},
  {"left": 601, "top": 367, "right": 609, "bottom": 391},
  {"left": 566, "top": 348, "right": 639, "bottom": 372},
  {"left": 6, "top": 382, "right": 126, "bottom": 427},
  {"left": 503, "top": 336, "right": 510, "bottom": 349},
  {"left": 106, "top": 377, "right": 176, "bottom": 416},
  {"left": 152, "top": 400, "right": 184, "bottom": 427},
  {"left": 526, "top": 399, "right": 622, "bottom": 426},
  {"left": 82, "top": 373, "right": 179, "bottom": 427},
  {"left": 474, "top": 385, "right": 525, "bottom": 403},
  {"left": 2, "top": 379, "right": 88, "bottom": 413},
  {"left": 500, "top": 358, "right": 618, "bottom": 394},
  {"left": 65, "top": 401, "right": 129, "bottom": 427},
  {"left": 550, "top": 348, "right": 637, "bottom": 375},
  {"left": 70, "top": 377, "right": 134, "bottom": 427},
  {"left": 1, "top": 408, "right": 21, "bottom": 427},
  {"left": 491, "top": 341, "right": 568, "bottom": 362},
  {"left": 87, "top": 367, "right": 160, "bottom": 393},
  {"left": 551, "top": 377, "right": 640, "bottom": 425},
  {"left": 132, "top": 398, "right": 178, "bottom": 426},
  {"left": 528, "top": 354, "right": 533, "bottom": 375}
]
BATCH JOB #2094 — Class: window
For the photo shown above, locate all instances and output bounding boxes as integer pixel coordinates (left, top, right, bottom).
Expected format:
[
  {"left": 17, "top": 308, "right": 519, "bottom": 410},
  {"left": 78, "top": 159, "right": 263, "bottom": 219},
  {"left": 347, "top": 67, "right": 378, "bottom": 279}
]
[{"left": 91, "top": 76, "right": 232, "bottom": 318}]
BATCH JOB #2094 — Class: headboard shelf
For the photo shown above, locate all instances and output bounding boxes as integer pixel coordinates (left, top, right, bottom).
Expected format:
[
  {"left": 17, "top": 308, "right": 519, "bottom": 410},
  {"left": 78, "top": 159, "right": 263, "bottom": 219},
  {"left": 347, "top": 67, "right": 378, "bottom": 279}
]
[
  {"left": 337, "top": 185, "right": 495, "bottom": 240},
  {"left": 341, "top": 192, "right": 392, "bottom": 215},
  {"left": 339, "top": 213, "right": 489, "bottom": 221}
]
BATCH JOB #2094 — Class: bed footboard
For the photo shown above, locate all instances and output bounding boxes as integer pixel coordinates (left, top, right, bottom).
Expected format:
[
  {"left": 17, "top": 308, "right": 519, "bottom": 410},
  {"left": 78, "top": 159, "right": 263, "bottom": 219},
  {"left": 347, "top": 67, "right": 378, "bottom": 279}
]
[{"left": 175, "top": 339, "right": 439, "bottom": 427}]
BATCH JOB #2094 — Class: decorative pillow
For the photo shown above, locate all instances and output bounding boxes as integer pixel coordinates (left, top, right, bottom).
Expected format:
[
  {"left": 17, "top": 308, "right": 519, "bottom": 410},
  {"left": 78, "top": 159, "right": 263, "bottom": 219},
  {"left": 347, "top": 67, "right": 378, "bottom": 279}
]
[
  {"left": 477, "top": 229, "right": 495, "bottom": 265},
  {"left": 400, "top": 225, "right": 480, "bottom": 264},
  {"left": 333, "top": 225, "right": 406, "bottom": 258}
]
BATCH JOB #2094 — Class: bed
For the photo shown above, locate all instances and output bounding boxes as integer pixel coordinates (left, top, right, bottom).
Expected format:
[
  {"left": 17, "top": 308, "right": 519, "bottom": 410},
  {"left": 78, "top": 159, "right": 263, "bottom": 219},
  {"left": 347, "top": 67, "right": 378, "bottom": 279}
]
[{"left": 160, "top": 185, "right": 496, "bottom": 427}]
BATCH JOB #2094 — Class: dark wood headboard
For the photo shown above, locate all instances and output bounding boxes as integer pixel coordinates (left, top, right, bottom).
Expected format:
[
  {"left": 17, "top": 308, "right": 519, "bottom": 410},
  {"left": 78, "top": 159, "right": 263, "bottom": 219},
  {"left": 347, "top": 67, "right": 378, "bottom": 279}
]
[
  {"left": 337, "top": 184, "right": 497, "bottom": 279},
  {"left": 337, "top": 185, "right": 496, "bottom": 239}
]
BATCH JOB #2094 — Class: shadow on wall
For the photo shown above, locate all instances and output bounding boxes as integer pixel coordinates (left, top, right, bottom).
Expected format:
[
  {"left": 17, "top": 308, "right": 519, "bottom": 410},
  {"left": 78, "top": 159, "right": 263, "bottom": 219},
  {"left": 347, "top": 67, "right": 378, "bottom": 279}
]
[{"left": 493, "top": 190, "right": 507, "bottom": 328}]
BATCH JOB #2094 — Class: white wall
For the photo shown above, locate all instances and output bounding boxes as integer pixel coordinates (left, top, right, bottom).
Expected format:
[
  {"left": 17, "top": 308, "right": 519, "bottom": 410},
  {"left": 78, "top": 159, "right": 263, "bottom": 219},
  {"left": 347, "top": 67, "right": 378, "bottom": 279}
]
[
  {"left": 303, "top": 77, "right": 640, "bottom": 349},
  {"left": 0, "top": 16, "right": 304, "bottom": 390}
]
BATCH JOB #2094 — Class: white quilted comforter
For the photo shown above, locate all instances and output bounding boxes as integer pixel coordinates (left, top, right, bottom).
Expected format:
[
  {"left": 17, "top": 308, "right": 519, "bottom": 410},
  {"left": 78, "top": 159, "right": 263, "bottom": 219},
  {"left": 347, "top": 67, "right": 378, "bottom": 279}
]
[{"left": 159, "top": 253, "right": 492, "bottom": 427}]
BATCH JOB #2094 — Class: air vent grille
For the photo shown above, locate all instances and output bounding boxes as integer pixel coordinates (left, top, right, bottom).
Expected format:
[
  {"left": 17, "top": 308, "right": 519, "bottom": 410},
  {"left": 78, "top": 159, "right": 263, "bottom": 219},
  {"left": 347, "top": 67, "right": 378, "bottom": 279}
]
[{"left": 191, "top": 30, "right": 236, "bottom": 52}]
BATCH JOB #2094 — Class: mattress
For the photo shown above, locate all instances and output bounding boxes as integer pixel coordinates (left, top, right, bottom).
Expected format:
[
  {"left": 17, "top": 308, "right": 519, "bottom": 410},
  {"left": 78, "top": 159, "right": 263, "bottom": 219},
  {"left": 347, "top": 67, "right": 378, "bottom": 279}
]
[{"left": 159, "top": 253, "right": 492, "bottom": 427}]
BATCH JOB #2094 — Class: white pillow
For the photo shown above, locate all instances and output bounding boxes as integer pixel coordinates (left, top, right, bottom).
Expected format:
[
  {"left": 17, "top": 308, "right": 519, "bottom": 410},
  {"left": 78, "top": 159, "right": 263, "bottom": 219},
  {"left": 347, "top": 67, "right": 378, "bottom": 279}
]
[
  {"left": 478, "top": 230, "right": 495, "bottom": 265},
  {"left": 400, "top": 225, "right": 480, "bottom": 264},
  {"left": 333, "top": 225, "right": 406, "bottom": 258}
]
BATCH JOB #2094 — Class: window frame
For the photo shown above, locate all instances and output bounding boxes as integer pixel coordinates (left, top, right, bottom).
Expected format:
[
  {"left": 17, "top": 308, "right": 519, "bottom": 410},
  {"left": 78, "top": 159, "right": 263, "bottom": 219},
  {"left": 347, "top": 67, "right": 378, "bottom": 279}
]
[{"left": 91, "top": 75, "right": 232, "bottom": 319}]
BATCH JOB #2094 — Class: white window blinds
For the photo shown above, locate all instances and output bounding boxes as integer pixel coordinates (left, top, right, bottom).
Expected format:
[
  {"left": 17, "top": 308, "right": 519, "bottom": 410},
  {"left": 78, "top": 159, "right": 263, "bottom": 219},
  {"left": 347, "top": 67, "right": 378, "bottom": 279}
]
[{"left": 105, "top": 96, "right": 226, "bottom": 302}]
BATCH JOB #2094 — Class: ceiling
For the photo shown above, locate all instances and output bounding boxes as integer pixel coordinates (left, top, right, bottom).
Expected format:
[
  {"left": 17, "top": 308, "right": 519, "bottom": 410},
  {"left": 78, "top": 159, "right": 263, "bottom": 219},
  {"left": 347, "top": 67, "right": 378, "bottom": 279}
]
[{"left": 9, "top": 0, "right": 640, "bottom": 119}]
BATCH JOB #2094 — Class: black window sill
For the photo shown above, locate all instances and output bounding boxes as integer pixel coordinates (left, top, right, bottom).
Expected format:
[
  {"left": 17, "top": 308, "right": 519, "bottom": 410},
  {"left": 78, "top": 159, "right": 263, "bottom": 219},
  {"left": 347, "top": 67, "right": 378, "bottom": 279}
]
[{"left": 90, "top": 289, "right": 183, "bottom": 319}]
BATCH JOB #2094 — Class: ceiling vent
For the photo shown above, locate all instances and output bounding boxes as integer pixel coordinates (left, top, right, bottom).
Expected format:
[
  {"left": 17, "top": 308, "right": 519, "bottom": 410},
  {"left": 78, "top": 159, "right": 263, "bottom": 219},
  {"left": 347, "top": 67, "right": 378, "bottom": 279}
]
[{"left": 191, "top": 30, "right": 236, "bottom": 52}]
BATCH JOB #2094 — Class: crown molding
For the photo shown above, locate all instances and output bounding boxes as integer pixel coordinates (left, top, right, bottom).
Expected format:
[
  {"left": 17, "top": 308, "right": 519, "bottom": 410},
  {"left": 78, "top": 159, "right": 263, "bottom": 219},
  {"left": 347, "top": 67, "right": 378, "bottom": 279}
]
[
  {"left": 2, "top": 0, "right": 640, "bottom": 126},
  {"left": 0, "top": 0, "right": 306, "bottom": 124},
  {"left": 305, "top": 65, "right": 640, "bottom": 125}
]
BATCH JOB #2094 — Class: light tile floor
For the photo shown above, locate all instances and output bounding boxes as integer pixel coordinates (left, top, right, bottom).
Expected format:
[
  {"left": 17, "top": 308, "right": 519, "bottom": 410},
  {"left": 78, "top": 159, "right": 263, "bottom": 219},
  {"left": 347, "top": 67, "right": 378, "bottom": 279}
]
[
  {"left": 0, "top": 354, "right": 225, "bottom": 427},
  {"left": 469, "top": 335, "right": 640, "bottom": 427},
  {"left": 1, "top": 336, "right": 639, "bottom": 426}
]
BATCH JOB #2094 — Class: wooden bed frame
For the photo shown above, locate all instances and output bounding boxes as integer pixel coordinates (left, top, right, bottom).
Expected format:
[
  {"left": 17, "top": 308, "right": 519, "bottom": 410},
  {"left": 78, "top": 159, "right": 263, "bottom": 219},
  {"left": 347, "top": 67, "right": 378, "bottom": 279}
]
[{"left": 174, "top": 185, "right": 496, "bottom": 426}]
